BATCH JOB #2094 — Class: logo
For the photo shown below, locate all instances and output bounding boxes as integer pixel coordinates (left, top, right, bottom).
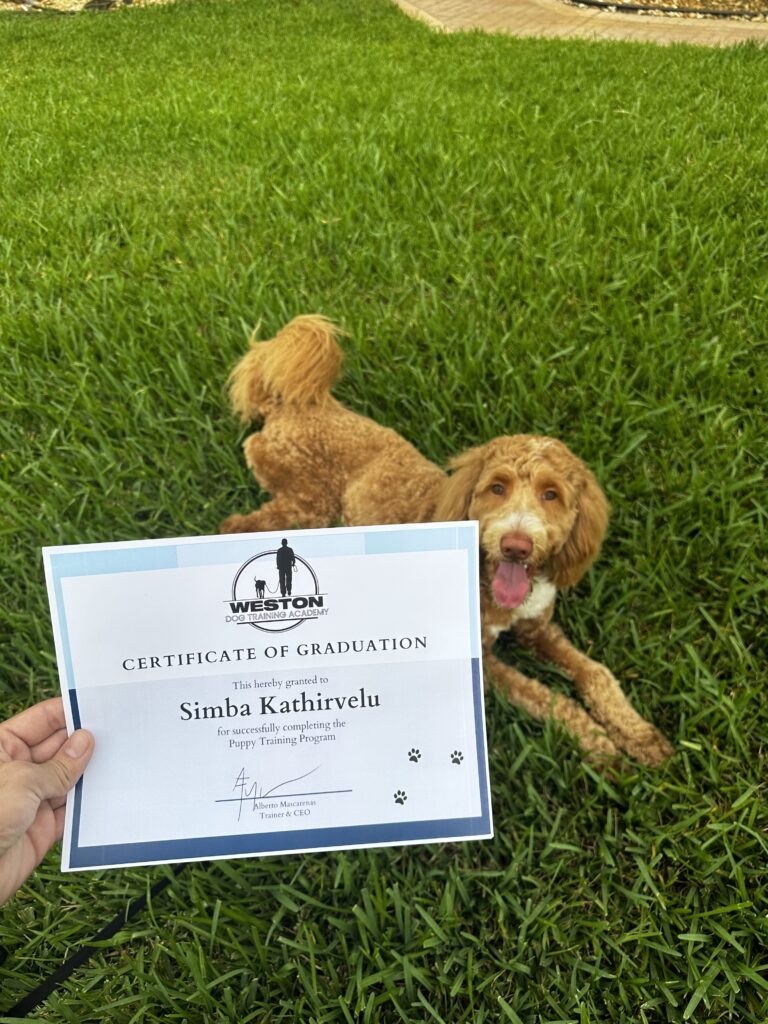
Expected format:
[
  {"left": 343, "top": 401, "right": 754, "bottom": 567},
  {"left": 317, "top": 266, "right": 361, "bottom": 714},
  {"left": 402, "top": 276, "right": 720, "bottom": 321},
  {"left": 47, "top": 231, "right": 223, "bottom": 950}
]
[{"left": 225, "top": 539, "right": 326, "bottom": 633}]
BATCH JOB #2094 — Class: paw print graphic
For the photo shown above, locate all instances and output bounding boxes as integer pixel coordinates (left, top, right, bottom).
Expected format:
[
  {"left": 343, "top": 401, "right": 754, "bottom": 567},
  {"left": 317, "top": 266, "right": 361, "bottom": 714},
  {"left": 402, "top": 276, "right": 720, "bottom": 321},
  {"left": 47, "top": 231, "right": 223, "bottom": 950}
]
[
  {"left": 394, "top": 790, "right": 407, "bottom": 805},
  {"left": 408, "top": 748, "right": 421, "bottom": 762},
  {"left": 450, "top": 750, "right": 464, "bottom": 765}
]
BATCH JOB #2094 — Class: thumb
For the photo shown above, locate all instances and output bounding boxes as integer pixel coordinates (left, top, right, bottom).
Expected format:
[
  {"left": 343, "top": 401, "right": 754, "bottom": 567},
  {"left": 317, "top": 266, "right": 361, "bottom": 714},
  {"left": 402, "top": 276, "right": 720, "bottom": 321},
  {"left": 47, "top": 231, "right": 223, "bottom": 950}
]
[{"left": 31, "top": 730, "right": 95, "bottom": 803}]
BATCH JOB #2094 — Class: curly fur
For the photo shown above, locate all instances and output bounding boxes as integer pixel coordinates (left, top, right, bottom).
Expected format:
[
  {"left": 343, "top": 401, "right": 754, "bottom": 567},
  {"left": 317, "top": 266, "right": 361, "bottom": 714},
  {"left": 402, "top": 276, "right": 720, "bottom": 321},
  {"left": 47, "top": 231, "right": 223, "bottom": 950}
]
[{"left": 221, "top": 316, "right": 673, "bottom": 766}]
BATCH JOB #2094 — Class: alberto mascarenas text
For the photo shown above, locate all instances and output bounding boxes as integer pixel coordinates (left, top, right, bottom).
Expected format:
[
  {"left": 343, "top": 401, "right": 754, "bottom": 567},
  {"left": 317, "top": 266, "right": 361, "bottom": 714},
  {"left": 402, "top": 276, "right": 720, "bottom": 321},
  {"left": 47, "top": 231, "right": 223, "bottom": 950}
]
[{"left": 121, "top": 636, "right": 428, "bottom": 672}]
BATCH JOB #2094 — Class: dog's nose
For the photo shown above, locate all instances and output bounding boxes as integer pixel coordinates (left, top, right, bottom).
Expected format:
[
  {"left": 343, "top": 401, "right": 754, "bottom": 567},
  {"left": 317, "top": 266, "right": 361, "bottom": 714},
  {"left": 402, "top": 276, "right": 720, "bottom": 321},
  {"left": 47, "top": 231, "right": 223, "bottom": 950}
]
[{"left": 500, "top": 533, "right": 533, "bottom": 561}]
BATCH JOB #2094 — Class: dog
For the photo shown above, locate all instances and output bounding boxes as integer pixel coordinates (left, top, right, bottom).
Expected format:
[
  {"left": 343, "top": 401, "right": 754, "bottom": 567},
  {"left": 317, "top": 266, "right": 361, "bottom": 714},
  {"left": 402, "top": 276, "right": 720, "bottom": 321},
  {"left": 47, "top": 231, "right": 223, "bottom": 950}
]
[
  {"left": 254, "top": 579, "right": 266, "bottom": 599},
  {"left": 220, "top": 315, "right": 673, "bottom": 766}
]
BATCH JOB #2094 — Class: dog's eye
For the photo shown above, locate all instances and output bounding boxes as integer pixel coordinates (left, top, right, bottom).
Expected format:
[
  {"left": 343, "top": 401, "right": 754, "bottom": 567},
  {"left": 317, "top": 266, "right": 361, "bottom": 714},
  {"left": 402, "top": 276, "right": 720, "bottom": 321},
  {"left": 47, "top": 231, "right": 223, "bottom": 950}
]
[
  {"left": 542, "top": 489, "right": 558, "bottom": 502},
  {"left": 490, "top": 483, "right": 505, "bottom": 496}
]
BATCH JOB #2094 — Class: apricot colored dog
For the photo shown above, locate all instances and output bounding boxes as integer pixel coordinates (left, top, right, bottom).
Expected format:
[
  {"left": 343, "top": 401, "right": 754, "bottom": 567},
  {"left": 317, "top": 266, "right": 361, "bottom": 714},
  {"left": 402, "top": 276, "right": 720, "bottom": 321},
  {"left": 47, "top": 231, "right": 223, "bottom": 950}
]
[{"left": 221, "top": 315, "right": 672, "bottom": 766}]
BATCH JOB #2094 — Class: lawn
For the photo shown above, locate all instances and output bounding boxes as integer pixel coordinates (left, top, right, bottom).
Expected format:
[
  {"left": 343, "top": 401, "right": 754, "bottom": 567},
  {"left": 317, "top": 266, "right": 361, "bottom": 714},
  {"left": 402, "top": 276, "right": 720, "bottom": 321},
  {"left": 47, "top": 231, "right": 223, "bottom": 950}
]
[{"left": 1, "top": 0, "right": 767, "bottom": 1020}]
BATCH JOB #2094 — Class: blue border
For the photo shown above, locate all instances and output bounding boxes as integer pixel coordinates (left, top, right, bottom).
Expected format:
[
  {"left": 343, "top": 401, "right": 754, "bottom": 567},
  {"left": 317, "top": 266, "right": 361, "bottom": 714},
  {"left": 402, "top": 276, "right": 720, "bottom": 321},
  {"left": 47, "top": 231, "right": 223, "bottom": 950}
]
[
  {"left": 69, "top": 815, "right": 489, "bottom": 868},
  {"left": 68, "top": 688, "right": 86, "bottom": 861},
  {"left": 47, "top": 525, "right": 490, "bottom": 868}
]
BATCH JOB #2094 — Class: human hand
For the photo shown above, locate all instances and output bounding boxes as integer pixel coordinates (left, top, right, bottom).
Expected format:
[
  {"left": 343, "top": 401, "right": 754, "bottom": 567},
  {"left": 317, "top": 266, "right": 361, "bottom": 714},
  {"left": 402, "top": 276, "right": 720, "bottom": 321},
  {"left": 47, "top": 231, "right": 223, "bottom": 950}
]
[{"left": 0, "top": 698, "right": 94, "bottom": 905}]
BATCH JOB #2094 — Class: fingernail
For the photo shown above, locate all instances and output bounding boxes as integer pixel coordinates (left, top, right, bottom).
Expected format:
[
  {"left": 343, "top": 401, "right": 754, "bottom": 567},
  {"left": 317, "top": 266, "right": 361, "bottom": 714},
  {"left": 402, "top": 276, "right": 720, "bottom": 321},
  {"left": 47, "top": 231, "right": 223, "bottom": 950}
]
[{"left": 63, "top": 730, "right": 90, "bottom": 758}]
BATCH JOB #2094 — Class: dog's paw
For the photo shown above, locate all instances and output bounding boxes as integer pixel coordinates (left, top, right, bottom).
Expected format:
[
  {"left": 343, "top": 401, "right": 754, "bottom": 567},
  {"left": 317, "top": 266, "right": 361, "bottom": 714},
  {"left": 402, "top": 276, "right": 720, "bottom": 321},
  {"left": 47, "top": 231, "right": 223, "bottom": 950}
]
[
  {"left": 619, "top": 724, "right": 675, "bottom": 767},
  {"left": 220, "top": 514, "right": 249, "bottom": 534},
  {"left": 582, "top": 730, "right": 621, "bottom": 767}
]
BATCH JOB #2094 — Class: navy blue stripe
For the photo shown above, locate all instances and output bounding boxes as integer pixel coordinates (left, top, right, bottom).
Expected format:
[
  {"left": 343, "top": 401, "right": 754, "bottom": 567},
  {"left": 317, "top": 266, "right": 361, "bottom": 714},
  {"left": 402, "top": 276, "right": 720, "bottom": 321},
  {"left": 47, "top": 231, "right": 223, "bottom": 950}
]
[
  {"left": 68, "top": 814, "right": 491, "bottom": 868},
  {"left": 68, "top": 688, "right": 86, "bottom": 855},
  {"left": 471, "top": 657, "right": 492, "bottom": 827}
]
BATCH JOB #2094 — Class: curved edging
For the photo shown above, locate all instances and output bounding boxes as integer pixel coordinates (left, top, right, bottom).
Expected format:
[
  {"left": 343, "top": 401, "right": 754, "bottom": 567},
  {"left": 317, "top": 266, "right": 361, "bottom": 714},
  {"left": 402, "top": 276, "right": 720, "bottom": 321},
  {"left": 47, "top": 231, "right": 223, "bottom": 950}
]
[{"left": 393, "top": 0, "right": 768, "bottom": 46}]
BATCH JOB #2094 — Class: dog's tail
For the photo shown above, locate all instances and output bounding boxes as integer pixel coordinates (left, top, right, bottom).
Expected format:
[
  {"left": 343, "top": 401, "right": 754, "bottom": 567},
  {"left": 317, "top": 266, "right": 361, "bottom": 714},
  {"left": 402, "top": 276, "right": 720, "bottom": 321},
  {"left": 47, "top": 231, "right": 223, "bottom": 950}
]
[{"left": 228, "top": 314, "right": 343, "bottom": 421}]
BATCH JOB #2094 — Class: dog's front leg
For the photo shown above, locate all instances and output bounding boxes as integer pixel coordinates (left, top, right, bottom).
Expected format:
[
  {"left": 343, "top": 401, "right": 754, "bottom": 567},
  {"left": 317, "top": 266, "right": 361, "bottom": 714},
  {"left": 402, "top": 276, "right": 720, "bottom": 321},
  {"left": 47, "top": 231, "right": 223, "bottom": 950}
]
[
  {"left": 484, "top": 652, "right": 619, "bottom": 764},
  {"left": 512, "top": 621, "right": 673, "bottom": 766},
  {"left": 219, "top": 496, "right": 331, "bottom": 535}
]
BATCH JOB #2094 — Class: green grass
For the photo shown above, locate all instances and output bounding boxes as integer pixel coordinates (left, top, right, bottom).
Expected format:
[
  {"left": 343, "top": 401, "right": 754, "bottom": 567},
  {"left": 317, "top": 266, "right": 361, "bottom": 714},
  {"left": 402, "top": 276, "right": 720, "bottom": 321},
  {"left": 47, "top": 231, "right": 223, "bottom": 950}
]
[{"left": 1, "top": 0, "right": 767, "bottom": 1019}]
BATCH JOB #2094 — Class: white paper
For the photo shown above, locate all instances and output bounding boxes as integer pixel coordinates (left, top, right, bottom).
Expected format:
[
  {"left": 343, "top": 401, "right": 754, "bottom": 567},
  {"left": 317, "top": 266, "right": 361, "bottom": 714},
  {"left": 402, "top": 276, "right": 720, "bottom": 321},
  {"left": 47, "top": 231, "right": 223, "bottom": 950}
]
[{"left": 43, "top": 523, "right": 492, "bottom": 870}]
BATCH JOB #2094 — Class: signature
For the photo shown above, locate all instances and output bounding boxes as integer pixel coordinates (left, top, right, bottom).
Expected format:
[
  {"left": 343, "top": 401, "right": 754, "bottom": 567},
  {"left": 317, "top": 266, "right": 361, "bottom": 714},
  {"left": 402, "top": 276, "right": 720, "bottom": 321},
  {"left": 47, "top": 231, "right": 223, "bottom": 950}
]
[
  {"left": 228, "top": 766, "right": 320, "bottom": 821},
  {"left": 214, "top": 766, "right": 353, "bottom": 821}
]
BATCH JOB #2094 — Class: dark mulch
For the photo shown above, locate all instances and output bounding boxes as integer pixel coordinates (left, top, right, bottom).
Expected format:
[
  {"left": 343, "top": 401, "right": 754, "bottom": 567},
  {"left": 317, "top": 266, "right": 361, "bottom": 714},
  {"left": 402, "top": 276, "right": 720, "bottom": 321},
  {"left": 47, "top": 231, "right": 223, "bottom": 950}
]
[{"left": 571, "top": 0, "right": 768, "bottom": 16}]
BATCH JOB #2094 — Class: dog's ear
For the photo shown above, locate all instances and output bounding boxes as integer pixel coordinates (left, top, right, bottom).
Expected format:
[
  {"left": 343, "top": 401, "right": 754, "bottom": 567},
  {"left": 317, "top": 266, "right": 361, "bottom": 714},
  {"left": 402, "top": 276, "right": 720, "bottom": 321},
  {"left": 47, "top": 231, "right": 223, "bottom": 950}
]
[
  {"left": 549, "top": 468, "right": 609, "bottom": 589},
  {"left": 434, "top": 445, "right": 488, "bottom": 521}
]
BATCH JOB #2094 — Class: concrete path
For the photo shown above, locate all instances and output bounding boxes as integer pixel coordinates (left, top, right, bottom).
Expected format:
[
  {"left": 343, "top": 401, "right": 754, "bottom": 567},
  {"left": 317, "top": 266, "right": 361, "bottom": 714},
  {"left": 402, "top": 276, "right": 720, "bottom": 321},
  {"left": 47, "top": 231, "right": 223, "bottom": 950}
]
[{"left": 394, "top": 0, "right": 768, "bottom": 46}]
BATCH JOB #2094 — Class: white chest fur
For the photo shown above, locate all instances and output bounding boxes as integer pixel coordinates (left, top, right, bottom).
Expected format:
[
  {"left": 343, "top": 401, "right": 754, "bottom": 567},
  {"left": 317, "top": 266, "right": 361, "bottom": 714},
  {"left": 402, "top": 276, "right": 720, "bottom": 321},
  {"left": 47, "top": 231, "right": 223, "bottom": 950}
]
[{"left": 487, "top": 577, "right": 557, "bottom": 639}]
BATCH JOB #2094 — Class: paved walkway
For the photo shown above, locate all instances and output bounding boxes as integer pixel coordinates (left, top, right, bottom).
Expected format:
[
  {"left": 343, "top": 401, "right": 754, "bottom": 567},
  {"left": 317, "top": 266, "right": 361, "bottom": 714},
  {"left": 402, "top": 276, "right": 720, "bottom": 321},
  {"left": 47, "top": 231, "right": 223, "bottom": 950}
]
[{"left": 394, "top": 0, "right": 768, "bottom": 46}]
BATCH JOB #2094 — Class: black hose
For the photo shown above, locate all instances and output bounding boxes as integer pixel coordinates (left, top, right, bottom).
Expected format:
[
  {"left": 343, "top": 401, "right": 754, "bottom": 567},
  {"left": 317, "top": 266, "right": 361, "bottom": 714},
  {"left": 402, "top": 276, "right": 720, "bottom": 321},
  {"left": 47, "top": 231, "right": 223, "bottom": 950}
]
[{"left": 2, "top": 864, "right": 186, "bottom": 1018}]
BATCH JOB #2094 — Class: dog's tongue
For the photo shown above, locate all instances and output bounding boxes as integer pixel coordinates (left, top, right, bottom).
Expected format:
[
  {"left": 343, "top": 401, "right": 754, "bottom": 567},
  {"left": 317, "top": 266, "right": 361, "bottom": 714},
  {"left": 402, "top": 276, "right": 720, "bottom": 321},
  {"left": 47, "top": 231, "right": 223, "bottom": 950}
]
[{"left": 492, "top": 562, "right": 530, "bottom": 608}]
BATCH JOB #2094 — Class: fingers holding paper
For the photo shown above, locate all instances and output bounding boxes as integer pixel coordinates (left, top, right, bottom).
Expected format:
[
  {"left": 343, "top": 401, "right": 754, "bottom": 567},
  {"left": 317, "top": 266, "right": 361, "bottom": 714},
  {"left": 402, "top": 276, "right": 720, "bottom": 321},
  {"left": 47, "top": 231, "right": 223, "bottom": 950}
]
[{"left": 0, "top": 698, "right": 94, "bottom": 904}]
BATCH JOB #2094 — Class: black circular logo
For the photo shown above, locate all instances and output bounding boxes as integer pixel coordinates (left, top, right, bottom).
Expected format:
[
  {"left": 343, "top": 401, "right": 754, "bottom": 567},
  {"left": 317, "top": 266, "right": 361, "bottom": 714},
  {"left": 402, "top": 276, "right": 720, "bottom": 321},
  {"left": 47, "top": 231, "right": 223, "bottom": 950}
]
[{"left": 230, "top": 547, "right": 322, "bottom": 633}]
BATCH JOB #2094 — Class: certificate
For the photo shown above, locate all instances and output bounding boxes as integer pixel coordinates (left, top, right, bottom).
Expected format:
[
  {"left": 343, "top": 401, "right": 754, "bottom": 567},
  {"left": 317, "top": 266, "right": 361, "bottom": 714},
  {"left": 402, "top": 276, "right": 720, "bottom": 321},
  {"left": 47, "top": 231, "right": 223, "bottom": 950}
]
[{"left": 43, "top": 523, "right": 493, "bottom": 870}]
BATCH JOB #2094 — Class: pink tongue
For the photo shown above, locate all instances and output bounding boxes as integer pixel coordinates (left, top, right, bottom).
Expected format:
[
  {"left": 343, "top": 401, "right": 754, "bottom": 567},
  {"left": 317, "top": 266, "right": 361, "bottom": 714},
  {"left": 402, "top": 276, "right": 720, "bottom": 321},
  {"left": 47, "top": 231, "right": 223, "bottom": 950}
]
[{"left": 492, "top": 562, "right": 530, "bottom": 608}]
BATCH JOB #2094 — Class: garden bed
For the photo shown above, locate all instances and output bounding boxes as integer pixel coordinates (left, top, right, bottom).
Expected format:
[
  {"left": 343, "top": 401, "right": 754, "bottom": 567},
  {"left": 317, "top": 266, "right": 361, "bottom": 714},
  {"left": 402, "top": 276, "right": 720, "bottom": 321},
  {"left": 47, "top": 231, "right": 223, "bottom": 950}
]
[
  {"left": 0, "top": 0, "right": 171, "bottom": 12},
  {"left": 567, "top": 0, "right": 768, "bottom": 18}
]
